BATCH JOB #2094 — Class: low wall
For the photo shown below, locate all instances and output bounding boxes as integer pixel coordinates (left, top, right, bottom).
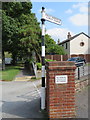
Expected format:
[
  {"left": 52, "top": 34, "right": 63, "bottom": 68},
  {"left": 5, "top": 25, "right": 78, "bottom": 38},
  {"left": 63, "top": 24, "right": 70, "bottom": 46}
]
[
  {"left": 75, "top": 74, "right": 90, "bottom": 92},
  {"left": 46, "top": 54, "right": 90, "bottom": 62},
  {"left": 75, "top": 79, "right": 89, "bottom": 92}
]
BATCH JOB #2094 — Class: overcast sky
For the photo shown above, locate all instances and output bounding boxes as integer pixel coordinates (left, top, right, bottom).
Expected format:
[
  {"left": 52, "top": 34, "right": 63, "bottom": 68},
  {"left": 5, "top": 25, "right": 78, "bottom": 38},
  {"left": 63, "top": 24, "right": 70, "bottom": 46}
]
[{"left": 31, "top": 1, "right": 88, "bottom": 43}]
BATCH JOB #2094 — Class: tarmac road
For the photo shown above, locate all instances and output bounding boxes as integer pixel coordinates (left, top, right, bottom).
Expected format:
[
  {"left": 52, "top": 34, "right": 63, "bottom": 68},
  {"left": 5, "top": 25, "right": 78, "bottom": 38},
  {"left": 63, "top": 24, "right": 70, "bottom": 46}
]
[{"left": 1, "top": 80, "right": 46, "bottom": 119}]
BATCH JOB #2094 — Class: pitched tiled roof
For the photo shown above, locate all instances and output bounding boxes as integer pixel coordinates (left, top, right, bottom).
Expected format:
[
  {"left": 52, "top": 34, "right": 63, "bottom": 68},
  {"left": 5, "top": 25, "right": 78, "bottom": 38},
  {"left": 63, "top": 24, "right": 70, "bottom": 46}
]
[{"left": 59, "top": 32, "right": 90, "bottom": 45}]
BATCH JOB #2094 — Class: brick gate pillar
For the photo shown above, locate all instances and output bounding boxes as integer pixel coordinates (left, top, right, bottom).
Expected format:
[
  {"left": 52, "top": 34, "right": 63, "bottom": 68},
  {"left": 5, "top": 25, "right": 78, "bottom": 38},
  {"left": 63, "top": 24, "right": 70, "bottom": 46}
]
[{"left": 46, "top": 61, "right": 76, "bottom": 118}]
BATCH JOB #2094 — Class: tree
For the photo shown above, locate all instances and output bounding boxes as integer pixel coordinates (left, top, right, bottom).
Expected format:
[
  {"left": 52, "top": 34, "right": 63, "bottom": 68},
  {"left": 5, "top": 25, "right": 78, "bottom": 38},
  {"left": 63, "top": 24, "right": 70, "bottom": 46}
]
[
  {"left": 2, "top": 2, "right": 65, "bottom": 71},
  {"left": 2, "top": 10, "right": 19, "bottom": 68},
  {"left": 2, "top": 2, "right": 42, "bottom": 68},
  {"left": 18, "top": 13, "right": 42, "bottom": 64},
  {"left": 45, "top": 34, "right": 65, "bottom": 55}
]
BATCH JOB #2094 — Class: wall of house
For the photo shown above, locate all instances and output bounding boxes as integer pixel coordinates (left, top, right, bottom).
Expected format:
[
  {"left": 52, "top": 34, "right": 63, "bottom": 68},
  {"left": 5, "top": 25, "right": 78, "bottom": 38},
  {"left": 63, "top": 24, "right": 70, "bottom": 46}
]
[
  {"left": 61, "top": 41, "right": 70, "bottom": 54},
  {"left": 70, "top": 34, "right": 89, "bottom": 55},
  {"left": 88, "top": 37, "right": 90, "bottom": 54}
]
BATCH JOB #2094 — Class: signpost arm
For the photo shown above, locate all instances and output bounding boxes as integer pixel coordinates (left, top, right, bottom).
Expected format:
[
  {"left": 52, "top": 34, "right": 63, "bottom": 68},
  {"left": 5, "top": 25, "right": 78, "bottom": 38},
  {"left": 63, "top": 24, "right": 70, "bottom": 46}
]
[{"left": 41, "top": 7, "right": 45, "bottom": 110}]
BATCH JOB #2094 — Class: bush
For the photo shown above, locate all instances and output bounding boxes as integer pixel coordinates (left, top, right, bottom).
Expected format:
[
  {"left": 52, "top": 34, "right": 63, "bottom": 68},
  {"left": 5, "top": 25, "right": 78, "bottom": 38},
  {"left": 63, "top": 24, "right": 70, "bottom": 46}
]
[
  {"left": 45, "top": 59, "right": 56, "bottom": 62},
  {"left": 36, "top": 62, "right": 42, "bottom": 70},
  {"left": 36, "top": 59, "right": 56, "bottom": 70}
]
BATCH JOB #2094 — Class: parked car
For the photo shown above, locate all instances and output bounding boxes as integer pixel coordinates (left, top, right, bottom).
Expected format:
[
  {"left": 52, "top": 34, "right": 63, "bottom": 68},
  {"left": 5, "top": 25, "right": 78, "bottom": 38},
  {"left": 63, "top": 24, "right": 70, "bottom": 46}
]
[
  {"left": 67, "top": 57, "right": 86, "bottom": 67},
  {"left": 5, "top": 58, "right": 12, "bottom": 64}
]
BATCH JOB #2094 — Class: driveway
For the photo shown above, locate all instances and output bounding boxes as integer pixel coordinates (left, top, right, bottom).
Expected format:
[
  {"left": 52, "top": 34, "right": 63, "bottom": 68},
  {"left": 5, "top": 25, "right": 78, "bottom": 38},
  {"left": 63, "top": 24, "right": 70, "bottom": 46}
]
[{"left": 1, "top": 80, "right": 46, "bottom": 119}]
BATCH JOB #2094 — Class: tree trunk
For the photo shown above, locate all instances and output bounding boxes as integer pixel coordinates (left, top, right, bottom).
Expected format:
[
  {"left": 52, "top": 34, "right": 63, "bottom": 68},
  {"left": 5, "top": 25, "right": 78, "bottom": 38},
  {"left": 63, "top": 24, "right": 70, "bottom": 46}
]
[
  {"left": 38, "top": 53, "right": 41, "bottom": 63},
  {"left": 2, "top": 51, "right": 5, "bottom": 70},
  {"left": 34, "top": 48, "right": 41, "bottom": 63},
  {"left": 36, "top": 52, "right": 41, "bottom": 63},
  {"left": 12, "top": 53, "right": 17, "bottom": 65}
]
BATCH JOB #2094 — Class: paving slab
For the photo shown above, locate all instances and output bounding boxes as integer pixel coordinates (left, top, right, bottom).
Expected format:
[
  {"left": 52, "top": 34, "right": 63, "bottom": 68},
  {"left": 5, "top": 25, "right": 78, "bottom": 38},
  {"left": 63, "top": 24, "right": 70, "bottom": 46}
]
[{"left": 75, "top": 86, "right": 88, "bottom": 118}]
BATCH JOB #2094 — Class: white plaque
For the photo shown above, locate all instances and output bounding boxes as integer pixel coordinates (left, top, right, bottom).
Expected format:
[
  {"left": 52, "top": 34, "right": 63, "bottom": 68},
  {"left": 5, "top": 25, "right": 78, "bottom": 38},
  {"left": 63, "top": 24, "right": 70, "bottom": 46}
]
[{"left": 55, "top": 75, "right": 68, "bottom": 84}]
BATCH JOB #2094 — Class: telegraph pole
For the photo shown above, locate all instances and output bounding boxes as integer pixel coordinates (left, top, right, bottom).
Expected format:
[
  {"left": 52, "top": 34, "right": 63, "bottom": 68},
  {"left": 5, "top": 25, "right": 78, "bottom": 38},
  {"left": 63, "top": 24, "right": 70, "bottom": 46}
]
[{"left": 41, "top": 7, "right": 45, "bottom": 110}]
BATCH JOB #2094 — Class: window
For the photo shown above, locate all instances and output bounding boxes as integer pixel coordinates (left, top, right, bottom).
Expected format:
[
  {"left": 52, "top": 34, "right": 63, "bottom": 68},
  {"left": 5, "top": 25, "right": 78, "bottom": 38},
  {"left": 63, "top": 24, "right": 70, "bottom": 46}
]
[
  {"left": 80, "top": 42, "right": 84, "bottom": 47},
  {"left": 66, "top": 43, "right": 67, "bottom": 49}
]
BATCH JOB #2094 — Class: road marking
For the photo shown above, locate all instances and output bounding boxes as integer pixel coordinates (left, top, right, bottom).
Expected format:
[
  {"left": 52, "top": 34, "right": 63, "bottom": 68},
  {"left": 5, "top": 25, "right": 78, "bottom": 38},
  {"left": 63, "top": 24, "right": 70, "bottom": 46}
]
[{"left": 33, "top": 82, "right": 41, "bottom": 97}]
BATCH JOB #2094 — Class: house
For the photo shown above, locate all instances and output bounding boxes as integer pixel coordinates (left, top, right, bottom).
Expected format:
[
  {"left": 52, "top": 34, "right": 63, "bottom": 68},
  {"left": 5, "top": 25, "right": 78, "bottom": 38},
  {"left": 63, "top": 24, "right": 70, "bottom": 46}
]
[{"left": 58, "top": 32, "right": 90, "bottom": 55}]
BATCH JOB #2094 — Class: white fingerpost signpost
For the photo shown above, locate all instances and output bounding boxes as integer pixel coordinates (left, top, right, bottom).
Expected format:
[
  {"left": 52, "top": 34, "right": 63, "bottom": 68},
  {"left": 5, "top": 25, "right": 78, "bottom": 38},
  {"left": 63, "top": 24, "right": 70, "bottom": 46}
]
[{"left": 41, "top": 7, "right": 61, "bottom": 110}]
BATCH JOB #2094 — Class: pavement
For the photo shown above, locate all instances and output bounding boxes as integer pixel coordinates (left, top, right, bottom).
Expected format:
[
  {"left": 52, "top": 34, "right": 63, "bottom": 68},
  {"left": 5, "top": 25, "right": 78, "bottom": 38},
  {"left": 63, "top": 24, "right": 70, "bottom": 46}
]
[
  {"left": 14, "top": 67, "right": 35, "bottom": 81},
  {"left": 1, "top": 67, "right": 89, "bottom": 119},
  {"left": 75, "top": 86, "right": 88, "bottom": 118}
]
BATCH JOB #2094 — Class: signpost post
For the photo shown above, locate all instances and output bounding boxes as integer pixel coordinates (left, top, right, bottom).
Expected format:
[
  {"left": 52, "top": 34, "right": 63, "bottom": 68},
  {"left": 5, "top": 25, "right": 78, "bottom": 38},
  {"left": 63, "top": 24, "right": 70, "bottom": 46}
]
[
  {"left": 41, "top": 7, "right": 61, "bottom": 110},
  {"left": 41, "top": 7, "right": 46, "bottom": 110}
]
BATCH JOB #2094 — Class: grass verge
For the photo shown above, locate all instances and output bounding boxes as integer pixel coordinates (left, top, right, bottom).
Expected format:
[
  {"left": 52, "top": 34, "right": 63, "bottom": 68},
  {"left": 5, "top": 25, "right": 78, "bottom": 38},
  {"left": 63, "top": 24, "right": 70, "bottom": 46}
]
[{"left": 2, "top": 65, "right": 21, "bottom": 81}]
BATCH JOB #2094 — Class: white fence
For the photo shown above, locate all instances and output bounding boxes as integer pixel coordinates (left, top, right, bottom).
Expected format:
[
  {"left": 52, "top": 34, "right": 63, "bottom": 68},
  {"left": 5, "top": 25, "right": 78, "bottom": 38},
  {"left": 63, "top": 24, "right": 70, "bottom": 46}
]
[{"left": 75, "top": 64, "right": 90, "bottom": 80}]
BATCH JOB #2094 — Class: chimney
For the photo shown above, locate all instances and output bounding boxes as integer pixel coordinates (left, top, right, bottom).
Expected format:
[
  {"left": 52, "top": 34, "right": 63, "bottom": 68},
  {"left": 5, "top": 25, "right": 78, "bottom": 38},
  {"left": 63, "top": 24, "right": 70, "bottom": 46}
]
[
  {"left": 57, "top": 39, "right": 60, "bottom": 44},
  {"left": 67, "top": 32, "right": 71, "bottom": 39}
]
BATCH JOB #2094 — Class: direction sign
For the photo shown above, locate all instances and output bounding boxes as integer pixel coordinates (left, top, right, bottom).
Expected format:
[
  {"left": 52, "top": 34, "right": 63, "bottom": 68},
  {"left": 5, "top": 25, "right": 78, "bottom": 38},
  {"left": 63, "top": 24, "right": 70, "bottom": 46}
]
[{"left": 44, "top": 13, "right": 61, "bottom": 25}]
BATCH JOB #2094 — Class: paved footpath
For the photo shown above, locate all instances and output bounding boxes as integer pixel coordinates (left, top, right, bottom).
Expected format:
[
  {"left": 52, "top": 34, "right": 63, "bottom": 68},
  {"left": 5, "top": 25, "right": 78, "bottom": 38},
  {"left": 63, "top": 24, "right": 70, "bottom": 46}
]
[
  {"left": 75, "top": 86, "right": 88, "bottom": 118},
  {"left": 14, "top": 67, "right": 35, "bottom": 81}
]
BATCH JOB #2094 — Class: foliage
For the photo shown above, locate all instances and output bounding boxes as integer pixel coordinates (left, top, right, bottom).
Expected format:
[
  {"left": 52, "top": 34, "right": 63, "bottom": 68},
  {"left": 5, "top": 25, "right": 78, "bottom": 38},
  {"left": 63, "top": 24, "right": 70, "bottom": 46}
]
[
  {"left": 2, "top": 2, "right": 42, "bottom": 66},
  {"left": 45, "top": 59, "right": 56, "bottom": 62},
  {"left": 45, "top": 34, "right": 65, "bottom": 55},
  {"left": 2, "top": 2, "right": 65, "bottom": 69},
  {"left": 2, "top": 65, "right": 20, "bottom": 81},
  {"left": 36, "top": 62, "right": 42, "bottom": 70},
  {"left": 2, "top": 10, "right": 18, "bottom": 52},
  {"left": 36, "top": 59, "right": 56, "bottom": 70},
  {"left": 18, "top": 13, "right": 41, "bottom": 62},
  {"left": 5, "top": 52, "right": 12, "bottom": 58}
]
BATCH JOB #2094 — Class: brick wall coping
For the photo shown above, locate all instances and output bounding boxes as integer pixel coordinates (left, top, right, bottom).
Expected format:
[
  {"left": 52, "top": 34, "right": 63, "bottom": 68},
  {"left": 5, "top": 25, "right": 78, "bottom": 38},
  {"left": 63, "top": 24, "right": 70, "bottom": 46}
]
[
  {"left": 46, "top": 61, "right": 76, "bottom": 70},
  {"left": 46, "top": 61, "right": 75, "bottom": 66}
]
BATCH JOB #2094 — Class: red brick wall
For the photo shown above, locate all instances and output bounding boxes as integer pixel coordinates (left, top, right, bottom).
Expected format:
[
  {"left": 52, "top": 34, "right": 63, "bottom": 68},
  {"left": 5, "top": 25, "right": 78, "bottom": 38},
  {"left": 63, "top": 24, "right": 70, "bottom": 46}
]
[
  {"left": 46, "top": 61, "right": 76, "bottom": 118},
  {"left": 46, "top": 54, "right": 90, "bottom": 62},
  {"left": 84, "top": 54, "right": 90, "bottom": 62},
  {"left": 53, "top": 55, "right": 61, "bottom": 61}
]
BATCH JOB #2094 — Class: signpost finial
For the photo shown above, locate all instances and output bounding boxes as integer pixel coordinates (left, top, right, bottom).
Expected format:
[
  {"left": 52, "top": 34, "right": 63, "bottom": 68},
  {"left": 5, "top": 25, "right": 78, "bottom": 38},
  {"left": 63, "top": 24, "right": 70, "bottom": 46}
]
[{"left": 42, "top": 7, "right": 45, "bottom": 11}]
